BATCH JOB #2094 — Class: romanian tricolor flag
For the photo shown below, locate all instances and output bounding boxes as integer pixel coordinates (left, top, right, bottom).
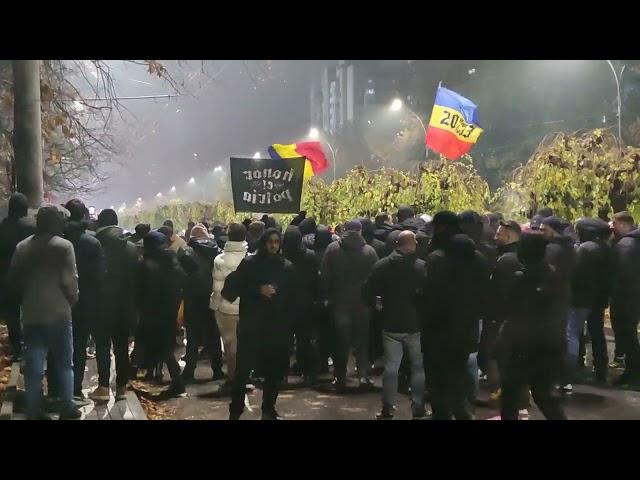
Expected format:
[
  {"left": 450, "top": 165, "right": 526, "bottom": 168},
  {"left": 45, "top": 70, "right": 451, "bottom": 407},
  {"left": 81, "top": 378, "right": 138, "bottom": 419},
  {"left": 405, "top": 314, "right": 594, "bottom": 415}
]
[
  {"left": 268, "top": 142, "right": 329, "bottom": 180},
  {"left": 425, "top": 86, "right": 483, "bottom": 160}
]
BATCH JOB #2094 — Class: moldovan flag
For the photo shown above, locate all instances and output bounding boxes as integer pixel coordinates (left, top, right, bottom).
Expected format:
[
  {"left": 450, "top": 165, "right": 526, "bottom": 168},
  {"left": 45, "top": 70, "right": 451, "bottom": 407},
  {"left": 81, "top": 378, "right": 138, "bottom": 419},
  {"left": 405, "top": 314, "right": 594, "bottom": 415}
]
[
  {"left": 268, "top": 142, "right": 329, "bottom": 180},
  {"left": 425, "top": 86, "right": 483, "bottom": 160}
]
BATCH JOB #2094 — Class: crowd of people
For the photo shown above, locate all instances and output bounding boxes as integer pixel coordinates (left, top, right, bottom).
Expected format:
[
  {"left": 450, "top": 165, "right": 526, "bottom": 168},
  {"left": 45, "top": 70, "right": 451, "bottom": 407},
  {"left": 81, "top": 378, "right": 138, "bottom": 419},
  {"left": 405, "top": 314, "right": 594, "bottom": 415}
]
[{"left": 1, "top": 191, "right": 640, "bottom": 420}]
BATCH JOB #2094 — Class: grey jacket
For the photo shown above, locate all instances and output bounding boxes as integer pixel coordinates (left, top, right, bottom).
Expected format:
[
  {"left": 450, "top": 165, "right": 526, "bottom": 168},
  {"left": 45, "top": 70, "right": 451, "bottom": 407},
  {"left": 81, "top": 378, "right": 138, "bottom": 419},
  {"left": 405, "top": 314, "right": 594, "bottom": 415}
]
[
  {"left": 320, "top": 231, "right": 378, "bottom": 309},
  {"left": 8, "top": 234, "right": 79, "bottom": 325}
]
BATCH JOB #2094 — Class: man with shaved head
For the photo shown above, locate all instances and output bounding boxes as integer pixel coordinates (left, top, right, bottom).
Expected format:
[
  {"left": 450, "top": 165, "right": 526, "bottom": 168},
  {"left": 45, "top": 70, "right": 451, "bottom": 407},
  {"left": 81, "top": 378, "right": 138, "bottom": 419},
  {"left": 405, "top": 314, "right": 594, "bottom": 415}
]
[{"left": 364, "top": 230, "right": 427, "bottom": 419}]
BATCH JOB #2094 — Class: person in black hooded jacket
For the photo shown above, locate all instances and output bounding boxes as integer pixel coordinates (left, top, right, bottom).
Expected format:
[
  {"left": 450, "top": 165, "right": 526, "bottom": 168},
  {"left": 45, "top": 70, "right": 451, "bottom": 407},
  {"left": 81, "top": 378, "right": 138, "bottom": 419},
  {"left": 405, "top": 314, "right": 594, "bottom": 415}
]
[
  {"left": 610, "top": 213, "right": 640, "bottom": 388},
  {"left": 320, "top": 220, "right": 379, "bottom": 391},
  {"left": 177, "top": 223, "right": 224, "bottom": 382},
  {"left": 540, "top": 215, "right": 576, "bottom": 391},
  {"left": 499, "top": 233, "right": 567, "bottom": 420},
  {"left": 573, "top": 218, "right": 612, "bottom": 383},
  {"left": 63, "top": 199, "right": 107, "bottom": 399},
  {"left": 223, "top": 228, "right": 297, "bottom": 420},
  {"left": 0, "top": 192, "right": 36, "bottom": 361},
  {"left": 137, "top": 231, "right": 187, "bottom": 398},
  {"left": 421, "top": 211, "right": 489, "bottom": 420},
  {"left": 359, "top": 217, "right": 387, "bottom": 259},
  {"left": 298, "top": 216, "right": 318, "bottom": 250},
  {"left": 282, "top": 225, "right": 321, "bottom": 384},
  {"left": 313, "top": 225, "right": 337, "bottom": 374}
]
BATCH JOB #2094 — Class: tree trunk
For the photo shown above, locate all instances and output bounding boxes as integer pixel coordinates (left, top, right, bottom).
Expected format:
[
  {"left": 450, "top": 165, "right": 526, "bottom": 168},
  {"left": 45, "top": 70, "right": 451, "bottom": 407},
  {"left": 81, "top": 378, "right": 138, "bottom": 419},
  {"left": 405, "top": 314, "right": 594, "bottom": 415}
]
[{"left": 12, "top": 60, "right": 43, "bottom": 208}]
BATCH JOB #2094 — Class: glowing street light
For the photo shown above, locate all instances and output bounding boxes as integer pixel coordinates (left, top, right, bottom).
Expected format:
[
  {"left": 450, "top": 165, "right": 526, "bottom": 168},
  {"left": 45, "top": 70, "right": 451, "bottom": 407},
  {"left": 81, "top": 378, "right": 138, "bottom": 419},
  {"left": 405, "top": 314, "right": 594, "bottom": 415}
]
[
  {"left": 253, "top": 152, "right": 261, "bottom": 159},
  {"left": 214, "top": 166, "right": 223, "bottom": 173},
  {"left": 188, "top": 177, "right": 196, "bottom": 184},
  {"left": 156, "top": 192, "right": 163, "bottom": 198},
  {"left": 390, "top": 98, "right": 403, "bottom": 112},
  {"left": 308, "top": 127, "right": 320, "bottom": 140},
  {"left": 170, "top": 186, "right": 176, "bottom": 193}
]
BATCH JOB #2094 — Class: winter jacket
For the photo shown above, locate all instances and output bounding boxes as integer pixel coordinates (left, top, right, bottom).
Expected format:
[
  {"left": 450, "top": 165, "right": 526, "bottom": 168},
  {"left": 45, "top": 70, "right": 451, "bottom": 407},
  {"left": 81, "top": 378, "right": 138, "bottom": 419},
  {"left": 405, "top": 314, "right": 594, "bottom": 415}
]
[
  {"left": 373, "top": 223, "right": 394, "bottom": 243},
  {"left": 363, "top": 249, "right": 425, "bottom": 333},
  {"left": 95, "top": 225, "right": 140, "bottom": 326},
  {"left": 360, "top": 218, "right": 389, "bottom": 259},
  {"left": 64, "top": 220, "right": 106, "bottom": 314},
  {"left": 320, "top": 231, "right": 379, "bottom": 310},
  {"left": 178, "top": 237, "right": 220, "bottom": 299},
  {"left": 489, "top": 242, "right": 522, "bottom": 327},
  {"left": 210, "top": 240, "right": 247, "bottom": 315},
  {"left": 421, "top": 234, "right": 490, "bottom": 355},
  {"left": 611, "top": 229, "right": 640, "bottom": 311},
  {"left": 222, "top": 240, "right": 296, "bottom": 347},
  {"left": 572, "top": 238, "right": 611, "bottom": 310},
  {"left": 8, "top": 234, "right": 79, "bottom": 325},
  {"left": 137, "top": 248, "right": 185, "bottom": 354},
  {"left": 283, "top": 227, "right": 320, "bottom": 312},
  {"left": 544, "top": 235, "right": 576, "bottom": 303},
  {"left": 502, "top": 262, "right": 565, "bottom": 352},
  {"left": 0, "top": 214, "right": 36, "bottom": 306},
  {"left": 168, "top": 233, "right": 187, "bottom": 252}
]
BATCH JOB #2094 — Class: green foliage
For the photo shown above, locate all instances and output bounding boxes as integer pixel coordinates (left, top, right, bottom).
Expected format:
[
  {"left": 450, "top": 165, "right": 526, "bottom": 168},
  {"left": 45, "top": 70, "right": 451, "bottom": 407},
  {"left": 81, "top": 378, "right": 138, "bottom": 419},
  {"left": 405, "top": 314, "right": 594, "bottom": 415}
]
[
  {"left": 122, "top": 161, "right": 490, "bottom": 229},
  {"left": 492, "top": 129, "right": 640, "bottom": 221},
  {"left": 301, "top": 158, "right": 489, "bottom": 224}
]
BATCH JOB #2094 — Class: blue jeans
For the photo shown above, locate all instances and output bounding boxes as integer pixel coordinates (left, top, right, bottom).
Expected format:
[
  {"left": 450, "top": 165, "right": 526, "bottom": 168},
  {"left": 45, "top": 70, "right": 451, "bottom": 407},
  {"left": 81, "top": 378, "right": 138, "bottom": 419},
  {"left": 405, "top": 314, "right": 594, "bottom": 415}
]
[
  {"left": 334, "top": 305, "right": 370, "bottom": 381},
  {"left": 382, "top": 331, "right": 425, "bottom": 412},
  {"left": 24, "top": 322, "right": 74, "bottom": 417},
  {"left": 565, "top": 307, "right": 590, "bottom": 383},
  {"left": 466, "top": 351, "right": 479, "bottom": 406}
]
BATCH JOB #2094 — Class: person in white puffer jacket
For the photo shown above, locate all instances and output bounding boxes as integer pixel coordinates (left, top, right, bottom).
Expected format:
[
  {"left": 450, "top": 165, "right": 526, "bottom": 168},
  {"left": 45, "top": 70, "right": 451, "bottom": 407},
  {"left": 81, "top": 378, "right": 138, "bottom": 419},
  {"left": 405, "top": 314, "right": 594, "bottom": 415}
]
[{"left": 210, "top": 223, "right": 248, "bottom": 387}]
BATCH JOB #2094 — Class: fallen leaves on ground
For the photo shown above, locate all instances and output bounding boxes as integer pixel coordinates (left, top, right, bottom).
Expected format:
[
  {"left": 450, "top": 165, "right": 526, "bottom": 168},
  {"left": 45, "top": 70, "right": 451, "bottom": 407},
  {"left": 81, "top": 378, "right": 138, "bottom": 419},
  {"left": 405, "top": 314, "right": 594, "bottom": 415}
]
[
  {"left": 0, "top": 325, "right": 10, "bottom": 398},
  {"left": 131, "top": 380, "right": 177, "bottom": 420}
]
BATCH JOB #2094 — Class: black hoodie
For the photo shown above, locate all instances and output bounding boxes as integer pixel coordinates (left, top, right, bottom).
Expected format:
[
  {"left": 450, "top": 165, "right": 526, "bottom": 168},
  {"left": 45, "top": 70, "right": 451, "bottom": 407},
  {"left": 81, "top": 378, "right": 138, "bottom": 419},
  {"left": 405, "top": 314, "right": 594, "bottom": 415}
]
[
  {"left": 572, "top": 221, "right": 611, "bottom": 310},
  {"left": 359, "top": 217, "right": 388, "bottom": 259},
  {"left": 64, "top": 220, "right": 106, "bottom": 312},
  {"left": 364, "top": 249, "right": 425, "bottom": 333},
  {"left": 490, "top": 241, "right": 522, "bottom": 326},
  {"left": 320, "top": 230, "right": 379, "bottom": 309},
  {"left": 283, "top": 226, "right": 320, "bottom": 310},
  {"left": 178, "top": 237, "right": 221, "bottom": 298},
  {"left": 0, "top": 193, "right": 36, "bottom": 305},
  {"left": 422, "top": 234, "right": 490, "bottom": 354},
  {"left": 544, "top": 235, "right": 576, "bottom": 303},
  {"left": 611, "top": 228, "right": 640, "bottom": 309},
  {"left": 222, "top": 228, "right": 296, "bottom": 345}
]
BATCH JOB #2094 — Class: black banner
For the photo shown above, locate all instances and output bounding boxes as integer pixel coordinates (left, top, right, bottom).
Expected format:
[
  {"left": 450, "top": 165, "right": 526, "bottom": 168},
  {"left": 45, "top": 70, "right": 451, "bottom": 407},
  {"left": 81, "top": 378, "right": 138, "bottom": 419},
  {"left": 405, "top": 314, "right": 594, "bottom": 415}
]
[{"left": 229, "top": 157, "right": 305, "bottom": 213}]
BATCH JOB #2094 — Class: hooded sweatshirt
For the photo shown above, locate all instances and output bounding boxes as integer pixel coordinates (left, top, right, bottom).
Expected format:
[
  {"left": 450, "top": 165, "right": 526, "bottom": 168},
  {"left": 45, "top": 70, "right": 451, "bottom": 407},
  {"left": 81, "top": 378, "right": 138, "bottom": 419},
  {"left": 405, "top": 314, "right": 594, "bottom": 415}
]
[
  {"left": 320, "top": 230, "right": 378, "bottom": 309},
  {"left": 611, "top": 228, "right": 640, "bottom": 309},
  {"left": 283, "top": 226, "right": 320, "bottom": 311},
  {"left": 572, "top": 219, "right": 611, "bottom": 310},
  {"left": 221, "top": 228, "right": 296, "bottom": 344},
  {"left": 0, "top": 193, "right": 36, "bottom": 303},
  {"left": 422, "top": 233, "right": 490, "bottom": 354},
  {"left": 359, "top": 217, "right": 387, "bottom": 259}
]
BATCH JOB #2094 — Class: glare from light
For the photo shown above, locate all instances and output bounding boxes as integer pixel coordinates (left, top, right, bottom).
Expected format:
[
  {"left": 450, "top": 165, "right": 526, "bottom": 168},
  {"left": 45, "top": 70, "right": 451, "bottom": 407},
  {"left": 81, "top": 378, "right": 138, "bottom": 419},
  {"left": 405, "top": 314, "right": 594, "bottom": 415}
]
[
  {"left": 468, "top": 68, "right": 476, "bottom": 75},
  {"left": 214, "top": 166, "right": 223, "bottom": 172},
  {"left": 390, "top": 98, "right": 403, "bottom": 112},
  {"left": 170, "top": 186, "right": 176, "bottom": 193},
  {"left": 137, "top": 198, "right": 142, "bottom": 203},
  {"left": 156, "top": 192, "right": 163, "bottom": 198},
  {"left": 188, "top": 177, "right": 196, "bottom": 184},
  {"left": 253, "top": 152, "right": 261, "bottom": 159},
  {"left": 110, "top": 205, "right": 115, "bottom": 210},
  {"left": 308, "top": 127, "right": 320, "bottom": 140}
]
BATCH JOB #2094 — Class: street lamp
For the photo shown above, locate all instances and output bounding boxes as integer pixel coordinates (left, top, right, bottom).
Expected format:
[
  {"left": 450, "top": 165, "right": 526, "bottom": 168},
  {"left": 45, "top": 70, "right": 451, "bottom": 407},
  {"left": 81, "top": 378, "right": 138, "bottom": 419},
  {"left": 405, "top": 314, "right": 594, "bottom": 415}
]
[
  {"left": 188, "top": 177, "right": 195, "bottom": 184},
  {"left": 308, "top": 126, "right": 336, "bottom": 181},
  {"left": 170, "top": 186, "right": 176, "bottom": 193},
  {"left": 389, "top": 97, "right": 428, "bottom": 158},
  {"left": 308, "top": 127, "right": 320, "bottom": 140},
  {"left": 253, "top": 152, "right": 261, "bottom": 159},
  {"left": 156, "top": 192, "right": 163, "bottom": 198},
  {"left": 214, "top": 166, "right": 223, "bottom": 173},
  {"left": 606, "top": 60, "right": 626, "bottom": 153}
]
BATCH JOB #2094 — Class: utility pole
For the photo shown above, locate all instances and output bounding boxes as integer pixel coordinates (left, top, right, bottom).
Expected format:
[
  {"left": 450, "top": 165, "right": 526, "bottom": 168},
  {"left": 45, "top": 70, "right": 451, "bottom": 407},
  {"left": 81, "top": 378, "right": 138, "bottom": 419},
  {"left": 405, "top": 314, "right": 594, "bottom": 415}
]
[{"left": 12, "top": 60, "right": 43, "bottom": 208}]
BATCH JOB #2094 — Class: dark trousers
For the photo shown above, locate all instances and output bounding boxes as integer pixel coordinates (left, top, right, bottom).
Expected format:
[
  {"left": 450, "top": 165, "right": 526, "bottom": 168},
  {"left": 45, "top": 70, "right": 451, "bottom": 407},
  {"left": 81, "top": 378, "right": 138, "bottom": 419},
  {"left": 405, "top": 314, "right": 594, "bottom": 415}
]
[
  {"left": 183, "top": 297, "right": 222, "bottom": 375},
  {"left": 501, "top": 350, "right": 566, "bottom": 420},
  {"left": 2, "top": 301, "right": 23, "bottom": 357},
  {"left": 230, "top": 329, "right": 289, "bottom": 416},
  {"left": 612, "top": 303, "right": 640, "bottom": 374},
  {"left": 294, "top": 304, "right": 319, "bottom": 379},
  {"left": 333, "top": 304, "right": 370, "bottom": 381},
  {"left": 316, "top": 304, "right": 335, "bottom": 373},
  {"left": 72, "top": 309, "right": 92, "bottom": 396},
  {"left": 424, "top": 350, "right": 472, "bottom": 420},
  {"left": 585, "top": 308, "right": 608, "bottom": 369},
  {"left": 611, "top": 303, "right": 625, "bottom": 360},
  {"left": 158, "top": 343, "right": 184, "bottom": 387},
  {"left": 95, "top": 321, "right": 130, "bottom": 388},
  {"left": 369, "top": 308, "right": 384, "bottom": 365}
]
